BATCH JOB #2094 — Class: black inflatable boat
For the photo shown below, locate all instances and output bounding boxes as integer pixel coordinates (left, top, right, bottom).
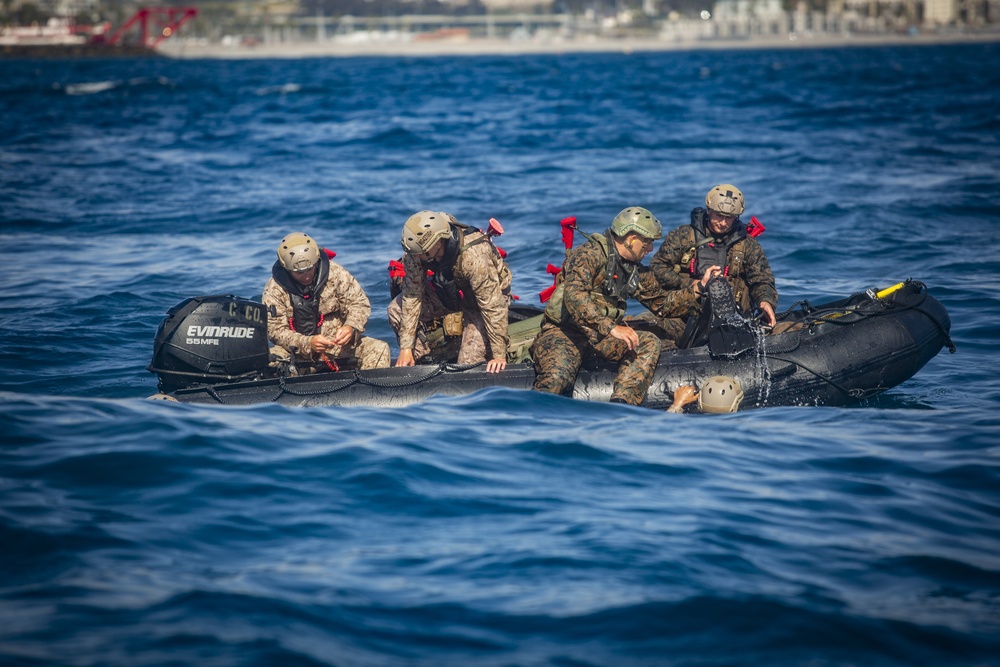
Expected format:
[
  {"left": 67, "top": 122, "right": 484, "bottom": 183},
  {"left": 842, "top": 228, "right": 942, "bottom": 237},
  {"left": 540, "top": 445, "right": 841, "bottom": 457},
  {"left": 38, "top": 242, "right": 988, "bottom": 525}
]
[{"left": 148, "top": 279, "right": 953, "bottom": 411}]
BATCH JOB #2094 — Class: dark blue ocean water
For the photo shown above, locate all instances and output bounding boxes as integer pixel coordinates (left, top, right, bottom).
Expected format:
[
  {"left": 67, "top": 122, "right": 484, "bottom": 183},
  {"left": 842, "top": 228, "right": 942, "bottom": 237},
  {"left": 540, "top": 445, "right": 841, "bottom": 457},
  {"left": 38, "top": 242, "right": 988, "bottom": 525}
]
[{"left": 2, "top": 44, "right": 999, "bottom": 666}]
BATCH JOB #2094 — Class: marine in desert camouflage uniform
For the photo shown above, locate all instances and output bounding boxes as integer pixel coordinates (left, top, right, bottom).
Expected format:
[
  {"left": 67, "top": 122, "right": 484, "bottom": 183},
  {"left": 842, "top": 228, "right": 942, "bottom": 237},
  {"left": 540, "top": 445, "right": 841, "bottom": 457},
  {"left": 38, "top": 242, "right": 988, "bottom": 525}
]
[
  {"left": 391, "top": 210, "right": 513, "bottom": 373},
  {"left": 262, "top": 232, "right": 390, "bottom": 372},
  {"left": 531, "top": 207, "right": 717, "bottom": 406},
  {"left": 650, "top": 184, "right": 777, "bottom": 342}
]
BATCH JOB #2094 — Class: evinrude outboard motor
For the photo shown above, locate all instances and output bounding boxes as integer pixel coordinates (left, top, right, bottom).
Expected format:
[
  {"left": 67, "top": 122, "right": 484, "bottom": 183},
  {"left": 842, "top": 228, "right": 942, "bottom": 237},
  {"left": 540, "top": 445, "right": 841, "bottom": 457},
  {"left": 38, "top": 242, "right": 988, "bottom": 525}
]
[{"left": 148, "top": 295, "right": 272, "bottom": 393}]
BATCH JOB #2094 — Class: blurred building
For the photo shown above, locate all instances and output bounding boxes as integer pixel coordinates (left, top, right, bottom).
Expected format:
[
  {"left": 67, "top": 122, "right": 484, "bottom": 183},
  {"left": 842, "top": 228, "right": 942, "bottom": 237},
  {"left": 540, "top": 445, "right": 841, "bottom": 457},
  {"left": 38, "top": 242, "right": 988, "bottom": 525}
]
[{"left": 2, "top": 0, "right": 996, "bottom": 44}]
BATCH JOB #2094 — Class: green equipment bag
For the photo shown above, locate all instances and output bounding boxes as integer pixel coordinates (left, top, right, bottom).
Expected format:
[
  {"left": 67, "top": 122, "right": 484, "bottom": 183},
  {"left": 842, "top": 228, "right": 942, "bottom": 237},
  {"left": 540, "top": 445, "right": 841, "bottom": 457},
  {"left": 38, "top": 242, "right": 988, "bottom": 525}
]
[{"left": 506, "top": 313, "right": 544, "bottom": 363}]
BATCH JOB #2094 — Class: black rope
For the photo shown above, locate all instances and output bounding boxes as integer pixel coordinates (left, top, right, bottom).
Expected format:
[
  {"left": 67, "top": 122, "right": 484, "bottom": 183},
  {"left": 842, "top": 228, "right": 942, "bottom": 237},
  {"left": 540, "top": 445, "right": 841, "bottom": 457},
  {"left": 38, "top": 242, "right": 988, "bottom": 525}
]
[
  {"left": 269, "top": 376, "right": 288, "bottom": 402},
  {"left": 190, "top": 360, "right": 490, "bottom": 404},
  {"left": 205, "top": 385, "right": 224, "bottom": 404},
  {"left": 355, "top": 365, "right": 444, "bottom": 389},
  {"left": 799, "top": 290, "right": 956, "bottom": 355},
  {"left": 443, "top": 362, "right": 487, "bottom": 372},
  {"left": 763, "top": 330, "right": 802, "bottom": 355},
  {"left": 776, "top": 299, "right": 814, "bottom": 320},
  {"left": 912, "top": 304, "right": 957, "bottom": 353},
  {"left": 761, "top": 285, "right": 952, "bottom": 401},
  {"left": 353, "top": 361, "right": 486, "bottom": 389},
  {"left": 765, "top": 353, "right": 880, "bottom": 400},
  {"left": 277, "top": 374, "right": 362, "bottom": 397}
]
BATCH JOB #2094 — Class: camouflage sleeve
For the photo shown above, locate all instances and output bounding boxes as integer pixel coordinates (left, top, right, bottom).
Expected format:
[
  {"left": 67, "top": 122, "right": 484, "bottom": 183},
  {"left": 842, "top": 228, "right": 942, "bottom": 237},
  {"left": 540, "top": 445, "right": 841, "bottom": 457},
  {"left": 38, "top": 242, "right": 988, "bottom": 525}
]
[
  {"left": 324, "top": 262, "right": 371, "bottom": 333},
  {"left": 649, "top": 225, "right": 694, "bottom": 289},
  {"left": 634, "top": 267, "right": 700, "bottom": 319},
  {"left": 742, "top": 238, "right": 778, "bottom": 308},
  {"left": 563, "top": 241, "right": 617, "bottom": 339},
  {"left": 398, "top": 253, "right": 426, "bottom": 351},
  {"left": 457, "top": 243, "right": 509, "bottom": 357},
  {"left": 262, "top": 278, "right": 313, "bottom": 356}
]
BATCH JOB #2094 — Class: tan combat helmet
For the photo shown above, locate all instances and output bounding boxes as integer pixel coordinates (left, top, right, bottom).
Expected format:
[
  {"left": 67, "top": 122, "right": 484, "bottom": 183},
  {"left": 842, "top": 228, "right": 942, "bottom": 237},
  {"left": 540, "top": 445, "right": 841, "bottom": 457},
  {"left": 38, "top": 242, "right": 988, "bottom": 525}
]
[
  {"left": 401, "top": 210, "right": 454, "bottom": 254},
  {"left": 705, "top": 184, "right": 745, "bottom": 217},
  {"left": 277, "top": 232, "right": 320, "bottom": 272},
  {"left": 610, "top": 207, "right": 663, "bottom": 240},
  {"left": 698, "top": 376, "right": 745, "bottom": 413}
]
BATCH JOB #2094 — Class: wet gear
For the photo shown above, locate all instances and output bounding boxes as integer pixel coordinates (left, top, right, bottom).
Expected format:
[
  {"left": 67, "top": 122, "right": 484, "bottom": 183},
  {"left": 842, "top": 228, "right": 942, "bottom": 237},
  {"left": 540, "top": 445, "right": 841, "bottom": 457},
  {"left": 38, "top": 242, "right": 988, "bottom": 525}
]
[{"left": 678, "top": 276, "right": 757, "bottom": 358}]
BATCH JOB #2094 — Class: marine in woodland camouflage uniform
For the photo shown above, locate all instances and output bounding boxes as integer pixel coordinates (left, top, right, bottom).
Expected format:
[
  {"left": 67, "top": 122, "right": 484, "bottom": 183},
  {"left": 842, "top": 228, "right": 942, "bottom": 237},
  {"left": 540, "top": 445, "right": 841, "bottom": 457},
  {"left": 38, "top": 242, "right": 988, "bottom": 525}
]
[
  {"left": 393, "top": 211, "right": 512, "bottom": 372},
  {"left": 262, "top": 232, "right": 390, "bottom": 372},
  {"left": 650, "top": 184, "right": 778, "bottom": 341},
  {"left": 531, "top": 208, "right": 707, "bottom": 406}
]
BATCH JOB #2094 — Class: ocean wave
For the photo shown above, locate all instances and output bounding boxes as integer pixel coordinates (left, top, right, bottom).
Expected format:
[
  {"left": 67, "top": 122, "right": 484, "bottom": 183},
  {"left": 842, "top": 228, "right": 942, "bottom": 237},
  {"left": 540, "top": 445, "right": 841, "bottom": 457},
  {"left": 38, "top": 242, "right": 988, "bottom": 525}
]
[{"left": 2, "top": 43, "right": 1000, "bottom": 666}]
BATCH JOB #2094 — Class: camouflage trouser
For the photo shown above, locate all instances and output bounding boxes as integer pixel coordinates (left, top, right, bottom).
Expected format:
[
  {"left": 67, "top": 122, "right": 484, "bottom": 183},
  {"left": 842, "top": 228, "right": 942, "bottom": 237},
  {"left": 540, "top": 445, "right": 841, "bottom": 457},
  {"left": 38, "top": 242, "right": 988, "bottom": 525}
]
[
  {"left": 388, "top": 290, "right": 494, "bottom": 365},
  {"left": 656, "top": 317, "right": 687, "bottom": 346},
  {"left": 271, "top": 335, "right": 390, "bottom": 372},
  {"left": 624, "top": 312, "right": 685, "bottom": 352},
  {"left": 530, "top": 321, "right": 662, "bottom": 406}
]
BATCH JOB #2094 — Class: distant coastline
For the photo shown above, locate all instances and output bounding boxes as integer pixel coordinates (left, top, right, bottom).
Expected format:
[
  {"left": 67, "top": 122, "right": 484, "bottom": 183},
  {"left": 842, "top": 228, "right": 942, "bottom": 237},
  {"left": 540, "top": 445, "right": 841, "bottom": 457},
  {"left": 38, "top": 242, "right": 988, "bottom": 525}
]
[
  {"left": 154, "top": 31, "right": 1000, "bottom": 60},
  {"left": 0, "top": 43, "right": 162, "bottom": 58},
  {"left": 2, "top": 30, "right": 996, "bottom": 60}
]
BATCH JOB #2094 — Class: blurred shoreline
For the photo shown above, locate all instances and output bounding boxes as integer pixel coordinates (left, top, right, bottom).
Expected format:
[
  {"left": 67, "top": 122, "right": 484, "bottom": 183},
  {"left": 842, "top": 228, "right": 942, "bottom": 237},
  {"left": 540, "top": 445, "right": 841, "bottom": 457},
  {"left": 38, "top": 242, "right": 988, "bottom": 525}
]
[{"left": 156, "top": 31, "right": 1000, "bottom": 59}]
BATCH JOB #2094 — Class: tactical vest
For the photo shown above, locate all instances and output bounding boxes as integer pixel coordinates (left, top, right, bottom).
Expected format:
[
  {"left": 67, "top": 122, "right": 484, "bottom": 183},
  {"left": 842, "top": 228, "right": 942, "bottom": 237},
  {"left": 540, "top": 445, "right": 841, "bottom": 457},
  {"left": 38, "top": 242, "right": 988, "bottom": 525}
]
[
  {"left": 544, "top": 231, "right": 640, "bottom": 326},
  {"left": 676, "top": 208, "right": 751, "bottom": 312},
  {"left": 271, "top": 250, "right": 331, "bottom": 336},
  {"left": 427, "top": 223, "right": 510, "bottom": 311}
]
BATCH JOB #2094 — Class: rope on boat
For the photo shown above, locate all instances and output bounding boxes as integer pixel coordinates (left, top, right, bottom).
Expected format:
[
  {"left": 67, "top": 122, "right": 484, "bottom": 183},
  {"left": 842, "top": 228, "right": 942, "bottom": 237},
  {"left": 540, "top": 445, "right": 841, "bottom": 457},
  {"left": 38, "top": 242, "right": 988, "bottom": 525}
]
[
  {"left": 354, "top": 366, "right": 443, "bottom": 389},
  {"left": 764, "top": 354, "right": 882, "bottom": 400},
  {"left": 201, "top": 361, "right": 488, "bottom": 404},
  {"left": 760, "top": 282, "right": 955, "bottom": 400},
  {"left": 274, "top": 374, "right": 361, "bottom": 398},
  {"left": 778, "top": 282, "right": 955, "bottom": 354}
]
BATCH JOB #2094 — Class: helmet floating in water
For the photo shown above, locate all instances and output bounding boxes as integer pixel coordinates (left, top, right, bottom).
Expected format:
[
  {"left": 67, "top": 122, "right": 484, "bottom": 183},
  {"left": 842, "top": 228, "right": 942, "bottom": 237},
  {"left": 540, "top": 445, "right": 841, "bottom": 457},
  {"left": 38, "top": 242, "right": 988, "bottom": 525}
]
[
  {"left": 401, "top": 210, "right": 454, "bottom": 254},
  {"left": 705, "top": 184, "right": 745, "bottom": 217},
  {"left": 610, "top": 207, "right": 662, "bottom": 241},
  {"left": 277, "top": 232, "right": 320, "bottom": 272},
  {"left": 698, "top": 376, "right": 745, "bottom": 413}
]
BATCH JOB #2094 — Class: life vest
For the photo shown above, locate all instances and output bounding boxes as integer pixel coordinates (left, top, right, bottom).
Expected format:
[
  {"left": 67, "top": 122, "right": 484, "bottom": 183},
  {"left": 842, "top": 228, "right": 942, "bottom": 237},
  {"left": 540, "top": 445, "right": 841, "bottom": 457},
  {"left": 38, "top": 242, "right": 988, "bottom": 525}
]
[
  {"left": 270, "top": 249, "right": 331, "bottom": 336},
  {"left": 598, "top": 231, "right": 641, "bottom": 312},
  {"left": 679, "top": 208, "right": 749, "bottom": 279},
  {"left": 674, "top": 208, "right": 752, "bottom": 312},
  {"left": 544, "top": 230, "right": 640, "bottom": 326},
  {"left": 426, "top": 223, "right": 508, "bottom": 311}
]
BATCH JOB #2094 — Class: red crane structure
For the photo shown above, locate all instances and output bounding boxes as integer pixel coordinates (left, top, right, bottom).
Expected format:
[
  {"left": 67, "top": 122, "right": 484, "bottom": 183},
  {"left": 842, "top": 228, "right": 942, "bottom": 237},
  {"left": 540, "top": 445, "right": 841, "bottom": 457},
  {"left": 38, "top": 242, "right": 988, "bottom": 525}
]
[{"left": 103, "top": 6, "right": 198, "bottom": 48}]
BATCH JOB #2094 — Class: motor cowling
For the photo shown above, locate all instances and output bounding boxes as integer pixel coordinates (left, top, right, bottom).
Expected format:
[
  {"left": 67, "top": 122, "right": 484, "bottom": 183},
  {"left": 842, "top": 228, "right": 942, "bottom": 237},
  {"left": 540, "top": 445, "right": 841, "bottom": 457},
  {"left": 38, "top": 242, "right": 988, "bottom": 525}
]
[{"left": 149, "top": 295, "right": 271, "bottom": 393}]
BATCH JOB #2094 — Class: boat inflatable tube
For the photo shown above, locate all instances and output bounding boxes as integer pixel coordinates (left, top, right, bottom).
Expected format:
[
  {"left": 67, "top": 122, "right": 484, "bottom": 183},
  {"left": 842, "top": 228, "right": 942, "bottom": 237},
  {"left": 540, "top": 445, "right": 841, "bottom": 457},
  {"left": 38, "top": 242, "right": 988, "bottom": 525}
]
[{"left": 148, "top": 280, "right": 954, "bottom": 411}]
